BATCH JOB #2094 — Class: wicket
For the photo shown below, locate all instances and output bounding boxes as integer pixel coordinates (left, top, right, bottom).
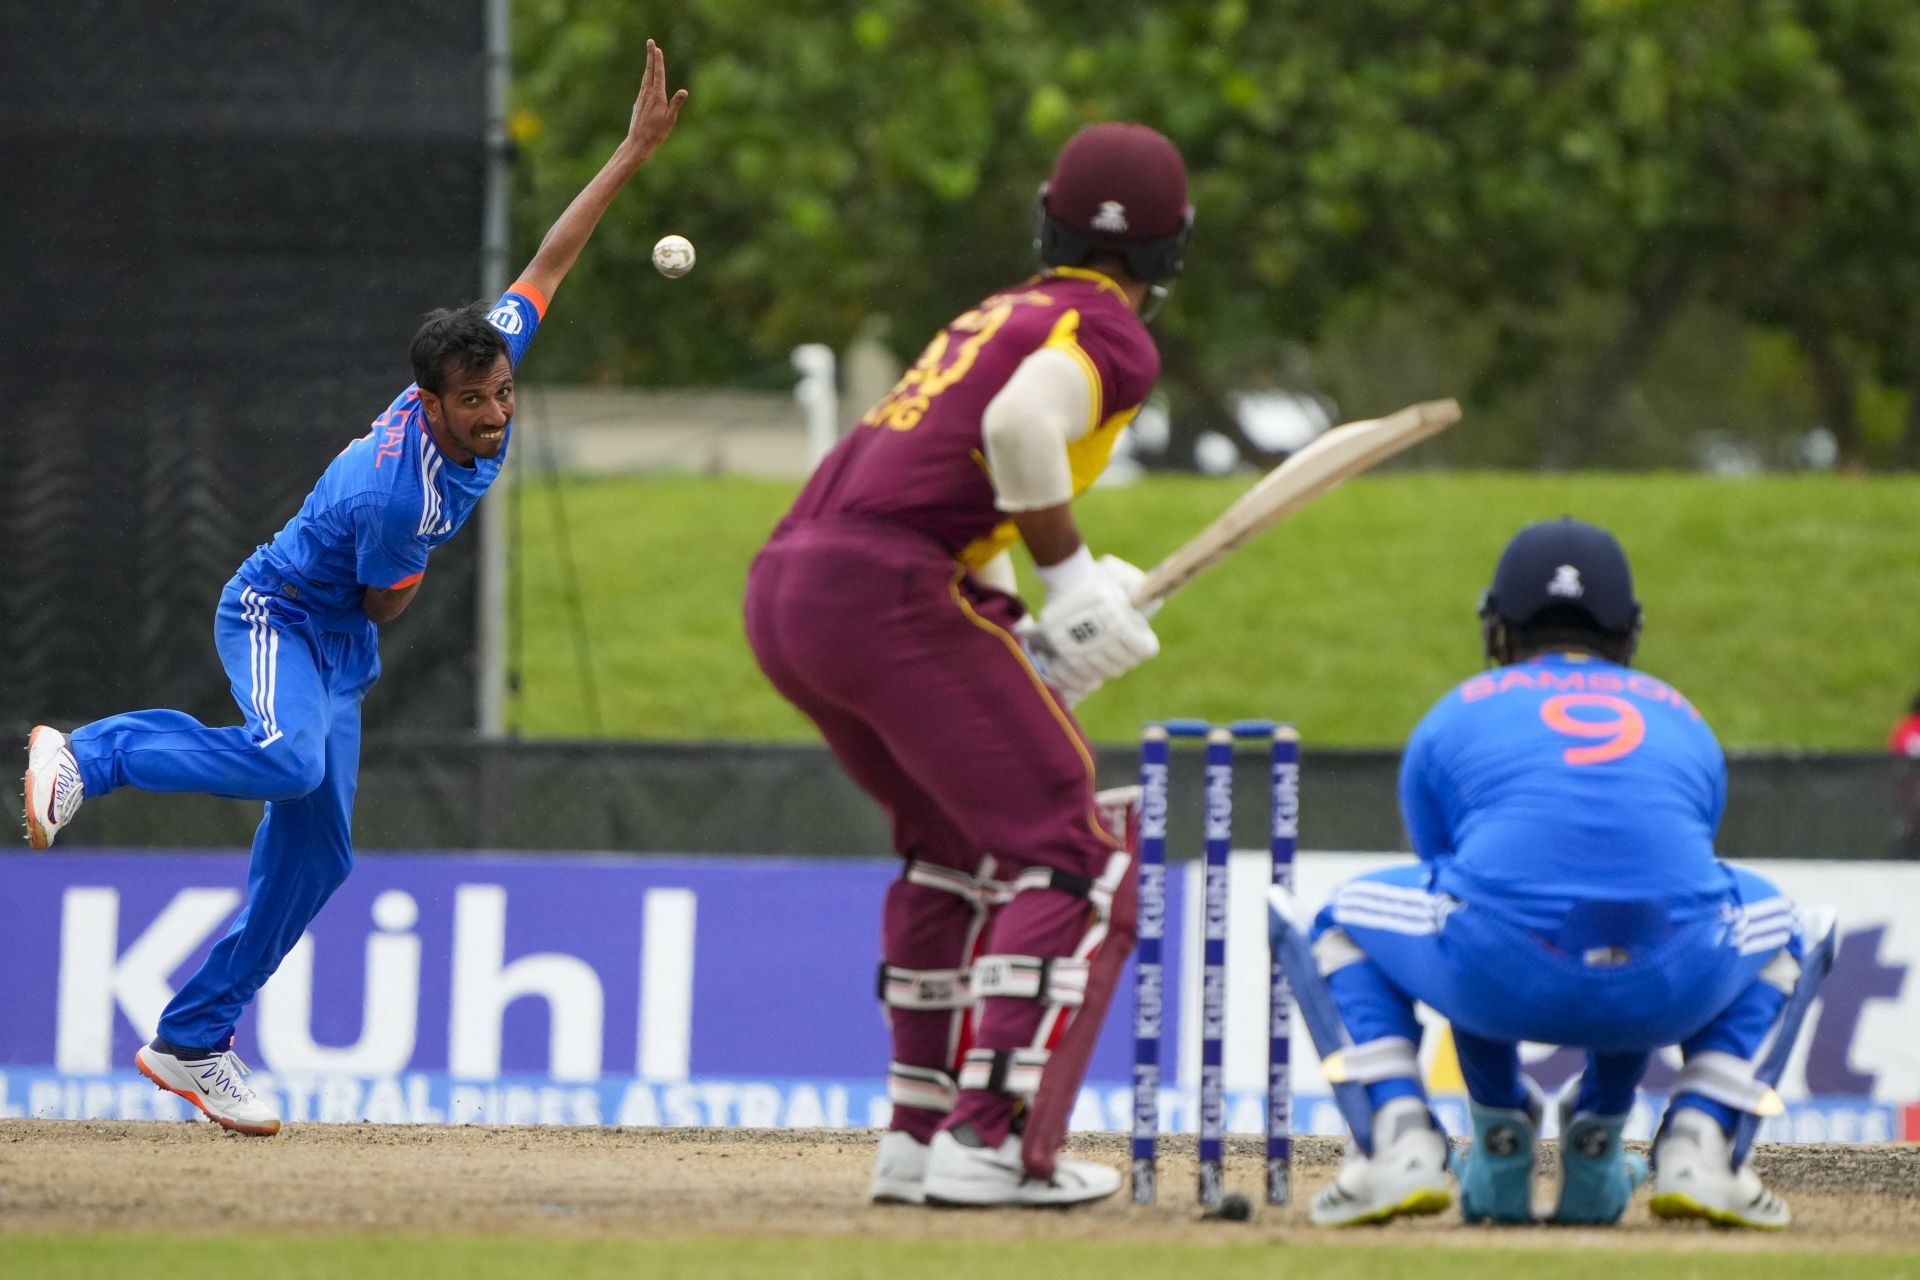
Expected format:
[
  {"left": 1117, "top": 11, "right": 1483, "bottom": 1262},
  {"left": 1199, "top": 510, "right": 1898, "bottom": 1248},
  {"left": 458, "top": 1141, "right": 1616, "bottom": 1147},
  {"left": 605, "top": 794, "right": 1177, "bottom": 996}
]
[{"left": 1131, "top": 718, "right": 1298, "bottom": 1212}]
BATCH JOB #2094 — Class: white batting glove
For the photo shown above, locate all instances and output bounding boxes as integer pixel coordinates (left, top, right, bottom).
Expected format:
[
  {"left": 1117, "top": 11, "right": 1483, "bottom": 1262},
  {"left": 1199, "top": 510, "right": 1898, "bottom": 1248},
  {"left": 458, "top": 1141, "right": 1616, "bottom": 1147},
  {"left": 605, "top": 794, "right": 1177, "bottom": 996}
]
[
  {"left": 1087, "top": 553, "right": 1162, "bottom": 619},
  {"left": 1031, "top": 547, "right": 1160, "bottom": 693},
  {"left": 1016, "top": 615, "right": 1105, "bottom": 707}
]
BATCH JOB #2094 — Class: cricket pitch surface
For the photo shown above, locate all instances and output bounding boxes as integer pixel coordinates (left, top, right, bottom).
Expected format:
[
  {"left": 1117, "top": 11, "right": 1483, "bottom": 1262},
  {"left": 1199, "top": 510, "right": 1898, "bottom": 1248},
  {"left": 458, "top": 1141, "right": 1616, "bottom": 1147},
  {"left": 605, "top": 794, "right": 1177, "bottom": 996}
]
[{"left": 2, "top": 1120, "right": 1917, "bottom": 1253}]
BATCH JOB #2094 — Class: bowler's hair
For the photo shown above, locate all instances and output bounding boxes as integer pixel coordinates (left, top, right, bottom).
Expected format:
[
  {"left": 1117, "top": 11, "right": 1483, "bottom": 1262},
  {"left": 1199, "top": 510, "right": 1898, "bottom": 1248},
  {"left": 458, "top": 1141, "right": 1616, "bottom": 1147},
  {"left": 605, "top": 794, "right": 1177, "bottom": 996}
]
[{"left": 410, "top": 302, "right": 509, "bottom": 395}]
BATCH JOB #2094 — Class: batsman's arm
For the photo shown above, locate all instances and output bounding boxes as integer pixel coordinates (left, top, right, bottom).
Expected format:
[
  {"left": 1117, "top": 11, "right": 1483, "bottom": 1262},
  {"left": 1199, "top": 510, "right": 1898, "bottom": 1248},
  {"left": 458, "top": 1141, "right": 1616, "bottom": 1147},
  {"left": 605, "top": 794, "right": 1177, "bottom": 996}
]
[
  {"left": 1012, "top": 504, "right": 1084, "bottom": 573},
  {"left": 985, "top": 346, "right": 1098, "bottom": 571},
  {"left": 515, "top": 38, "right": 687, "bottom": 307}
]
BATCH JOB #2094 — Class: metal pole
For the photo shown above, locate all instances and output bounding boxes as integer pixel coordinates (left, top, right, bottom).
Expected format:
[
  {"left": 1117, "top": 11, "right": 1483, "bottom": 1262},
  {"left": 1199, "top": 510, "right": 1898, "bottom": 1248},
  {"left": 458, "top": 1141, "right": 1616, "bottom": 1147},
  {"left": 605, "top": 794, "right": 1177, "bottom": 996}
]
[{"left": 475, "top": 0, "right": 513, "bottom": 737}]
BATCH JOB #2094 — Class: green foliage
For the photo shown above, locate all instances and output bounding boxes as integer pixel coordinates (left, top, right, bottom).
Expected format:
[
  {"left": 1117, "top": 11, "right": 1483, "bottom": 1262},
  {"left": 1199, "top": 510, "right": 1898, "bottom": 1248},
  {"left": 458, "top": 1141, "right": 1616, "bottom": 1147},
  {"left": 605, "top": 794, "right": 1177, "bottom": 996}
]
[
  {"left": 508, "top": 1, "right": 1920, "bottom": 466},
  {"left": 510, "top": 2, "right": 1920, "bottom": 464},
  {"left": 512, "top": 1, "right": 1065, "bottom": 387},
  {"left": 508, "top": 471, "right": 1920, "bottom": 749}
]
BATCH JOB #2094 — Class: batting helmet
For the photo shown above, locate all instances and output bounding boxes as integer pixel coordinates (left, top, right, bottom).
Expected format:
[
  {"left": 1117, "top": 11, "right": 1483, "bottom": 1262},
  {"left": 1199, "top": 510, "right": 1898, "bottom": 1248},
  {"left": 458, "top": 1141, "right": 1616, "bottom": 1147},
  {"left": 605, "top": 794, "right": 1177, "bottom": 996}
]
[{"left": 1035, "top": 123, "right": 1193, "bottom": 284}]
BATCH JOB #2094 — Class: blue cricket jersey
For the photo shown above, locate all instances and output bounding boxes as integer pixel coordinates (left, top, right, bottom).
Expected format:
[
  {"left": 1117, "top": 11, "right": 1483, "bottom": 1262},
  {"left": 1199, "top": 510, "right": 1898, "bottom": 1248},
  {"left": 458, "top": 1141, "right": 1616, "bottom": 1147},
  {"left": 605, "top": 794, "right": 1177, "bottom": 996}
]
[
  {"left": 235, "top": 283, "right": 546, "bottom": 632},
  {"left": 1400, "top": 652, "right": 1732, "bottom": 931}
]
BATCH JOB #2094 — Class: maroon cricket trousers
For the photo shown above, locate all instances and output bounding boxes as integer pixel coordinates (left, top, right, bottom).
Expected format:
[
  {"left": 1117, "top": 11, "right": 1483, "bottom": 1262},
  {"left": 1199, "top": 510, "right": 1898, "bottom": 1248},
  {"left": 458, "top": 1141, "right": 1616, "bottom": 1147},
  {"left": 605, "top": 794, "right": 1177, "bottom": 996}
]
[{"left": 744, "top": 516, "right": 1132, "bottom": 1176}]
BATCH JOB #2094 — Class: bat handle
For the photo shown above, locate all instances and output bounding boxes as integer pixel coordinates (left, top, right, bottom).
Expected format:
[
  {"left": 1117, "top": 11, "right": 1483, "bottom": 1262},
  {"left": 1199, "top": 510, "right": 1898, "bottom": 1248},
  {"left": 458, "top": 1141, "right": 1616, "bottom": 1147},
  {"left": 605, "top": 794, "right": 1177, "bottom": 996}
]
[{"left": 1131, "top": 572, "right": 1173, "bottom": 613}]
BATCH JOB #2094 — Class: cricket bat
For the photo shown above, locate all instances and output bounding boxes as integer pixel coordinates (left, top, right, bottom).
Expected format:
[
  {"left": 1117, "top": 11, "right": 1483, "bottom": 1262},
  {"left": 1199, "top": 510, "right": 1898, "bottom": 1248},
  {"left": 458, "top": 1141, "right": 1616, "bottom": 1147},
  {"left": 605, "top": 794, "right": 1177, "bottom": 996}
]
[{"left": 1131, "top": 398, "right": 1462, "bottom": 609}]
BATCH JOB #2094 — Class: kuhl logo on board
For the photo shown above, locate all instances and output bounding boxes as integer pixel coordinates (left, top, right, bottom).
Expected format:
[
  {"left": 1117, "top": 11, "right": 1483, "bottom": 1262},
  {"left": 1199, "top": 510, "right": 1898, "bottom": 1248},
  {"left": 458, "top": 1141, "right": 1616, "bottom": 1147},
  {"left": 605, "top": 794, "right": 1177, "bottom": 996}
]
[
  {"left": 42, "top": 883, "right": 1916, "bottom": 1098},
  {"left": 53, "top": 882, "right": 696, "bottom": 1082}
]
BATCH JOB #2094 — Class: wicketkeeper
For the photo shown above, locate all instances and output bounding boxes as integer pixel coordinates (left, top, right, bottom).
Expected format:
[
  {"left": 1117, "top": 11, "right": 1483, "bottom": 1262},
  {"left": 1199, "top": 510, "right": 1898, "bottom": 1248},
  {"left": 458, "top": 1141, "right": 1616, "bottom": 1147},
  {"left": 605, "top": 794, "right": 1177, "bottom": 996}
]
[{"left": 1278, "top": 518, "right": 1821, "bottom": 1229}]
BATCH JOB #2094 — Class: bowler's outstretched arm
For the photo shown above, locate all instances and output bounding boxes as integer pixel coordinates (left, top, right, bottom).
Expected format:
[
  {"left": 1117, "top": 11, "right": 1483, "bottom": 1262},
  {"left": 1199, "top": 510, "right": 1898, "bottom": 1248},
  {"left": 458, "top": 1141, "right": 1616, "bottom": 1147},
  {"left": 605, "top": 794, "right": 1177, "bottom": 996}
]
[{"left": 516, "top": 38, "right": 687, "bottom": 307}]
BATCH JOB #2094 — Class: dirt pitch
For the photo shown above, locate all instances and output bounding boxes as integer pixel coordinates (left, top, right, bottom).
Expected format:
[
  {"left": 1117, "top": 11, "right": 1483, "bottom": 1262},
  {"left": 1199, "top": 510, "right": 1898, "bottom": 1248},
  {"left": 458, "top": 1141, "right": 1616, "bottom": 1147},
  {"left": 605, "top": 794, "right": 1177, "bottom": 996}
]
[{"left": 1, "top": 1121, "right": 1916, "bottom": 1251}]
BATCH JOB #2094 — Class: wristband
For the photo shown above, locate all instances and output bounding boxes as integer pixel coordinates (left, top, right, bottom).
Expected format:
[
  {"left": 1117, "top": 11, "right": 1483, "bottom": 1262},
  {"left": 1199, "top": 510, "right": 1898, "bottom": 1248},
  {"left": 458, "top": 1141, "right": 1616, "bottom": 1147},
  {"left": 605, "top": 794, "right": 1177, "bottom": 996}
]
[{"left": 1035, "top": 544, "right": 1101, "bottom": 599}]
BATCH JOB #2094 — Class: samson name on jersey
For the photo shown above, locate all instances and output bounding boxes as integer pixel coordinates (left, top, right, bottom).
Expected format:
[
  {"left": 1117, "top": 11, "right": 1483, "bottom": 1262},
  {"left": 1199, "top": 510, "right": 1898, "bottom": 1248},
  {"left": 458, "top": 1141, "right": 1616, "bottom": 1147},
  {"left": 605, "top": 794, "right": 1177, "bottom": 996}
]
[{"left": 1401, "top": 652, "right": 1732, "bottom": 930}]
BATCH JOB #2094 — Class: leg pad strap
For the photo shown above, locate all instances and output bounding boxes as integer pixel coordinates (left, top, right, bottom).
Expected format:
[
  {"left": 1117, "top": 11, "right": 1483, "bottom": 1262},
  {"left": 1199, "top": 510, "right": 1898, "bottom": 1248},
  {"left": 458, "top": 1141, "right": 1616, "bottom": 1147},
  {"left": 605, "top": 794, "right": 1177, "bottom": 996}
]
[
  {"left": 958, "top": 1046, "right": 1049, "bottom": 1097},
  {"left": 1322, "top": 1035, "right": 1421, "bottom": 1087},
  {"left": 901, "top": 856, "right": 1122, "bottom": 914},
  {"left": 971, "top": 954, "right": 1088, "bottom": 1007},
  {"left": 1313, "top": 927, "right": 1367, "bottom": 976},
  {"left": 903, "top": 859, "right": 991, "bottom": 906},
  {"left": 998, "top": 852, "right": 1127, "bottom": 915},
  {"left": 877, "top": 963, "right": 971, "bottom": 1010},
  {"left": 1671, "top": 1050, "right": 1785, "bottom": 1118},
  {"left": 888, "top": 1062, "right": 958, "bottom": 1112}
]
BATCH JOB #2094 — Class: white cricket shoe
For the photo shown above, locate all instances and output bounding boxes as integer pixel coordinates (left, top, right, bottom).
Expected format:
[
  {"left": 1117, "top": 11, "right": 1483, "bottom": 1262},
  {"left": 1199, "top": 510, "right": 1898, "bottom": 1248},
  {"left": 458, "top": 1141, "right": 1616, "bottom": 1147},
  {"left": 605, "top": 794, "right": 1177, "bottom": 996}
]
[
  {"left": 922, "top": 1124, "right": 1121, "bottom": 1208},
  {"left": 1310, "top": 1096, "right": 1454, "bottom": 1227},
  {"left": 1649, "top": 1108, "right": 1789, "bottom": 1230},
  {"left": 23, "top": 726, "right": 84, "bottom": 850},
  {"left": 869, "top": 1130, "right": 931, "bottom": 1205},
  {"left": 136, "top": 1042, "right": 282, "bottom": 1136}
]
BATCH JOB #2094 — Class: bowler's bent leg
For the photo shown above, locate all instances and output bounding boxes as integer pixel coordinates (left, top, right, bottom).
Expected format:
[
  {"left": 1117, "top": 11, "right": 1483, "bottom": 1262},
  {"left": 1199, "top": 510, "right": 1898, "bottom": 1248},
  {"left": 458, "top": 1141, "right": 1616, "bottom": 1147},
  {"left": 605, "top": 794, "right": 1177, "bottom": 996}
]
[
  {"left": 70, "top": 585, "right": 330, "bottom": 804},
  {"left": 134, "top": 638, "right": 369, "bottom": 1138}
]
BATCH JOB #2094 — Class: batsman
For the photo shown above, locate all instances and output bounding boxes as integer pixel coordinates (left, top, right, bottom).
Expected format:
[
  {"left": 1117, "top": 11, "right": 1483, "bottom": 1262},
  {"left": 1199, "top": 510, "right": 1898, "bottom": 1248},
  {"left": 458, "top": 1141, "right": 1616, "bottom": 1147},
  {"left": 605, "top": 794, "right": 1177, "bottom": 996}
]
[
  {"left": 745, "top": 123, "right": 1190, "bottom": 1207},
  {"left": 1278, "top": 518, "right": 1827, "bottom": 1230}
]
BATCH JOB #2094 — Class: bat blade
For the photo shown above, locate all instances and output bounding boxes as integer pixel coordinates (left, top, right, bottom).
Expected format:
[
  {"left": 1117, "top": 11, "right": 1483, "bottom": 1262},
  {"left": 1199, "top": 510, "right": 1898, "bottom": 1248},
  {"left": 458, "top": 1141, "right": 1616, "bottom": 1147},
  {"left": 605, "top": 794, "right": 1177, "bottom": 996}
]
[{"left": 1131, "top": 398, "right": 1461, "bottom": 609}]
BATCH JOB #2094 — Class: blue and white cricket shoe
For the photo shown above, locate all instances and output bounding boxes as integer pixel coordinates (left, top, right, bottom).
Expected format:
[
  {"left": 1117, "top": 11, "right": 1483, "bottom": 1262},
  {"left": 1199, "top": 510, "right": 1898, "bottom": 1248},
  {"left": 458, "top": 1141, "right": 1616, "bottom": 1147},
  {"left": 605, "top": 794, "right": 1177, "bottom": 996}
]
[
  {"left": 1457, "top": 1099, "right": 1538, "bottom": 1224},
  {"left": 1553, "top": 1110, "right": 1648, "bottom": 1224},
  {"left": 1310, "top": 1097, "right": 1454, "bottom": 1227},
  {"left": 23, "top": 725, "right": 84, "bottom": 850},
  {"left": 136, "top": 1040, "right": 282, "bottom": 1137},
  {"left": 1650, "top": 1109, "right": 1789, "bottom": 1230}
]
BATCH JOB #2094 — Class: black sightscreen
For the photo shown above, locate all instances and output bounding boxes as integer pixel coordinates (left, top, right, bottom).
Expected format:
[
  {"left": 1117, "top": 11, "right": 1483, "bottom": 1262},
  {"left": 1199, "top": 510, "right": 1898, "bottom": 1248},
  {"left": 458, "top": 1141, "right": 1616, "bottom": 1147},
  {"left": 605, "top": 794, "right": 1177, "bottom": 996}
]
[{"left": 0, "top": 2, "right": 490, "bottom": 731}]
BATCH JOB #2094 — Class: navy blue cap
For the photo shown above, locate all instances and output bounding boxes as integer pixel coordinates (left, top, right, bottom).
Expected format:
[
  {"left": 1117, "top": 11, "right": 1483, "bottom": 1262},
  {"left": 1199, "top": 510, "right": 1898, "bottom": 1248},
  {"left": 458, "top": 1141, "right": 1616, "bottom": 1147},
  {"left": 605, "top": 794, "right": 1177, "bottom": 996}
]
[{"left": 1480, "top": 518, "right": 1641, "bottom": 634}]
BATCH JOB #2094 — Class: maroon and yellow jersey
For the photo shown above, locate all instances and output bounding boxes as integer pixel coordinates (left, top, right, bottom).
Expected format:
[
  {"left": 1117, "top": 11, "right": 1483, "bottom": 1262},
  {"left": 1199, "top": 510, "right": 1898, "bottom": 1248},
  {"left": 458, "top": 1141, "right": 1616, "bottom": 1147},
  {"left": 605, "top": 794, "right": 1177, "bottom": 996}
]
[{"left": 782, "top": 267, "right": 1160, "bottom": 569}]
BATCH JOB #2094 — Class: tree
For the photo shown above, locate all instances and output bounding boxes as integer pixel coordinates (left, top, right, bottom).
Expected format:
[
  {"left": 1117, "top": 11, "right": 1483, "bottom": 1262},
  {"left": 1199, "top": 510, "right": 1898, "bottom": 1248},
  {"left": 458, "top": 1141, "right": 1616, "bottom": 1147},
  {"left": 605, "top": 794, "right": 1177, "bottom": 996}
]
[{"left": 511, "top": 0, "right": 1920, "bottom": 468}]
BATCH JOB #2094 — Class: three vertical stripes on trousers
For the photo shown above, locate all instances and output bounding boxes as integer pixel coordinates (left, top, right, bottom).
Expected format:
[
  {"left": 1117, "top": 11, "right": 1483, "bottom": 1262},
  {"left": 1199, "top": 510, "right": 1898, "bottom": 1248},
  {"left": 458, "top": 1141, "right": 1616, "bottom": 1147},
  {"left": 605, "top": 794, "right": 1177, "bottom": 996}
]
[{"left": 239, "top": 588, "right": 283, "bottom": 749}]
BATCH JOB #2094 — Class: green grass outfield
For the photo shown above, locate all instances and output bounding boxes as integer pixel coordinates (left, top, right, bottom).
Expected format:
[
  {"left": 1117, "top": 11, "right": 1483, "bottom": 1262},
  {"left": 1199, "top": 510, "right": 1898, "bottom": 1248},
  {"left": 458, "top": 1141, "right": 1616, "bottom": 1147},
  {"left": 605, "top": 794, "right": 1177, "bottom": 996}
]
[
  {"left": 4, "top": 1236, "right": 1914, "bottom": 1280},
  {"left": 507, "top": 471, "right": 1920, "bottom": 749}
]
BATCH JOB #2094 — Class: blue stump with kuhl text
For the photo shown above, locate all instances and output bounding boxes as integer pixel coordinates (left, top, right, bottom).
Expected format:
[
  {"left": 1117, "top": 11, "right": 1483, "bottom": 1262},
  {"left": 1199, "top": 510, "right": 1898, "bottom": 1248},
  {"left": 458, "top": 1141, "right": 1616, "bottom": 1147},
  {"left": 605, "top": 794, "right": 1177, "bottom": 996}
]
[{"left": 1130, "top": 718, "right": 1296, "bottom": 1211}]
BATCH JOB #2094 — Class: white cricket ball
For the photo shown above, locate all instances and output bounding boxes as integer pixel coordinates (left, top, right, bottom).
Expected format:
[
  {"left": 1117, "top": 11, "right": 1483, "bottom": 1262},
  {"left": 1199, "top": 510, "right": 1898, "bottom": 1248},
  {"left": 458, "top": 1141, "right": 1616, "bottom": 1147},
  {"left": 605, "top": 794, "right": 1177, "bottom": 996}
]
[{"left": 652, "top": 234, "right": 696, "bottom": 278}]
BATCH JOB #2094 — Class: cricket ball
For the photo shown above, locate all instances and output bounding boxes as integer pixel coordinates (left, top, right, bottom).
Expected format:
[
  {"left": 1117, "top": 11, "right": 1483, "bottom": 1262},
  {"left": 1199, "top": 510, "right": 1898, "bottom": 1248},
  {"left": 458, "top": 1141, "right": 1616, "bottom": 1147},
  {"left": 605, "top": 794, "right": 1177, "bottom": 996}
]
[{"left": 652, "top": 234, "right": 696, "bottom": 278}]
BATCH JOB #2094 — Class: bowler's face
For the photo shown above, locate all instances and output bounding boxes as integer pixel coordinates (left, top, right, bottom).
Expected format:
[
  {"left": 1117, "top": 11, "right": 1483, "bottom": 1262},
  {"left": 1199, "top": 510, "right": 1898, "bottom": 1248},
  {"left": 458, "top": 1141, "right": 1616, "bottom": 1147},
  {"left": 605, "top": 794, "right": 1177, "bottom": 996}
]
[{"left": 425, "top": 354, "right": 514, "bottom": 464}]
